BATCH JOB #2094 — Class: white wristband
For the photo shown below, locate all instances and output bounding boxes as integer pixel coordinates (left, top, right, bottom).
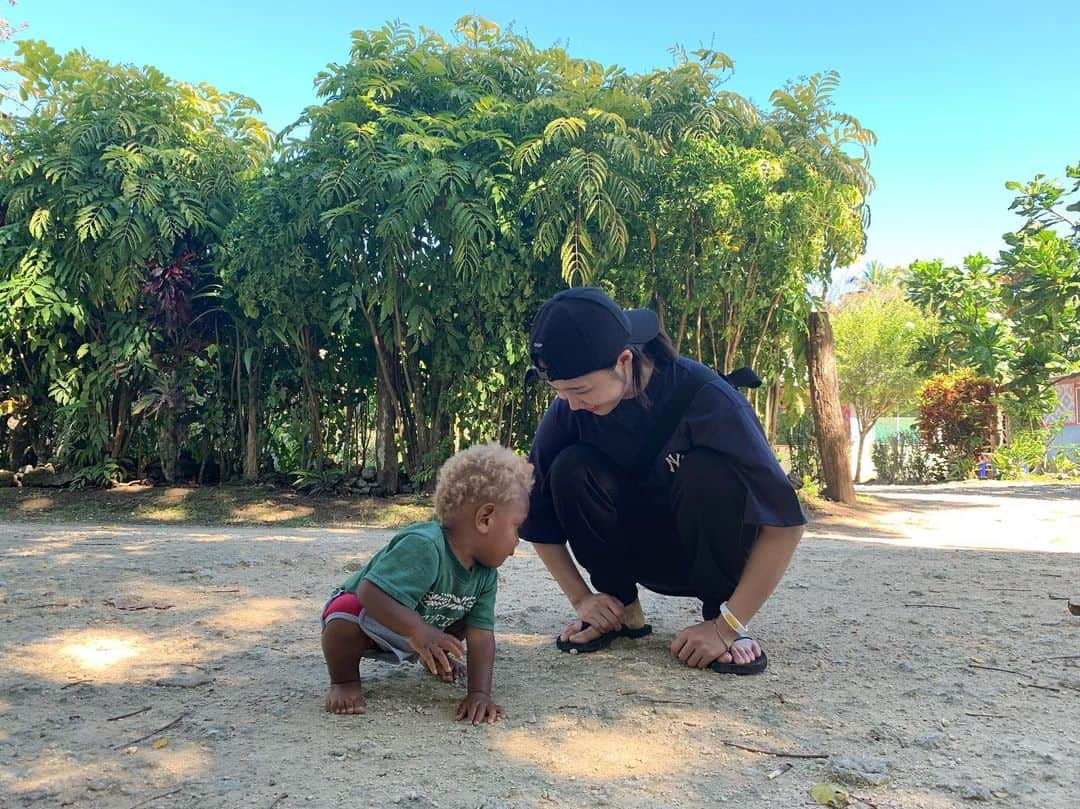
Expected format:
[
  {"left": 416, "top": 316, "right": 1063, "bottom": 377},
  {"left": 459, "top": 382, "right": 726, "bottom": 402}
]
[{"left": 719, "top": 602, "right": 748, "bottom": 636}]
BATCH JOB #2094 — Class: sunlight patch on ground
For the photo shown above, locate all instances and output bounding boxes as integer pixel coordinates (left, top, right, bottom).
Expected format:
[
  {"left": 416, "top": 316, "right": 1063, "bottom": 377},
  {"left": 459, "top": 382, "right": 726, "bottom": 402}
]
[
  {"left": 64, "top": 636, "right": 139, "bottom": 670},
  {"left": 492, "top": 631, "right": 554, "bottom": 648},
  {"left": 5, "top": 628, "right": 204, "bottom": 684},
  {"left": 17, "top": 496, "right": 53, "bottom": 512},
  {"left": 231, "top": 501, "right": 315, "bottom": 522},
  {"left": 157, "top": 488, "right": 194, "bottom": 505},
  {"left": 4, "top": 746, "right": 210, "bottom": 797},
  {"left": 811, "top": 529, "right": 1080, "bottom": 554},
  {"left": 133, "top": 505, "right": 190, "bottom": 521},
  {"left": 204, "top": 596, "right": 302, "bottom": 632},
  {"left": 497, "top": 715, "right": 703, "bottom": 779}
]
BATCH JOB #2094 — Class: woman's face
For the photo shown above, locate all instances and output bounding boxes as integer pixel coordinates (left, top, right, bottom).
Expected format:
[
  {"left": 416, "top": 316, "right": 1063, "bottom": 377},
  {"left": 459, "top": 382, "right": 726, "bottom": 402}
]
[{"left": 546, "top": 350, "right": 633, "bottom": 416}]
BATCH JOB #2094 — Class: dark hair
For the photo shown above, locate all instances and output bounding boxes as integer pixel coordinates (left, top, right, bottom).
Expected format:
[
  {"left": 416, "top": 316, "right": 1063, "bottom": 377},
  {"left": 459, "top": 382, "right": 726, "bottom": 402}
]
[{"left": 619, "top": 329, "right": 677, "bottom": 408}]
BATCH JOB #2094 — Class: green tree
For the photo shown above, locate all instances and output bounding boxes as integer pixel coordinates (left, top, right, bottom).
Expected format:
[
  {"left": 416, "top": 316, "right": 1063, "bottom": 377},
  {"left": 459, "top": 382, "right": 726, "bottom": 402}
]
[
  {"left": 833, "top": 285, "right": 928, "bottom": 481},
  {"left": 0, "top": 41, "right": 270, "bottom": 480}
]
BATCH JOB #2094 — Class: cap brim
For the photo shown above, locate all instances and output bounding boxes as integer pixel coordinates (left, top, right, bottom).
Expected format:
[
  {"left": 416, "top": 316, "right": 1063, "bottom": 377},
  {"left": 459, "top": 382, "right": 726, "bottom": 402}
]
[{"left": 626, "top": 308, "right": 660, "bottom": 345}]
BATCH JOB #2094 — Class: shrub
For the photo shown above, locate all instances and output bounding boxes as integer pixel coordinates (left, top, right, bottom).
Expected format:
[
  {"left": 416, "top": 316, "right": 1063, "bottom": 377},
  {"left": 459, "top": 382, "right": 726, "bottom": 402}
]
[
  {"left": 871, "top": 428, "right": 945, "bottom": 484},
  {"left": 917, "top": 371, "right": 996, "bottom": 480},
  {"left": 991, "top": 427, "right": 1056, "bottom": 479},
  {"left": 783, "top": 411, "right": 822, "bottom": 486}
]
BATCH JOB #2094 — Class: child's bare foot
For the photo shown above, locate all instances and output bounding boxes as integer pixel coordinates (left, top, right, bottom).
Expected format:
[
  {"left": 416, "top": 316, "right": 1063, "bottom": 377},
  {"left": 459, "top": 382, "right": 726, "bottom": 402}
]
[{"left": 325, "top": 681, "right": 366, "bottom": 714}]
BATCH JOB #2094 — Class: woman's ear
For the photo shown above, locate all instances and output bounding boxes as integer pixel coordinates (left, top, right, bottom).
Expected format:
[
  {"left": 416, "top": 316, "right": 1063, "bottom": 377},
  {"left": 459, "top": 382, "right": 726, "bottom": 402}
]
[
  {"left": 474, "top": 502, "right": 496, "bottom": 533},
  {"left": 616, "top": 348, "right": 634, "bottom": 371}
]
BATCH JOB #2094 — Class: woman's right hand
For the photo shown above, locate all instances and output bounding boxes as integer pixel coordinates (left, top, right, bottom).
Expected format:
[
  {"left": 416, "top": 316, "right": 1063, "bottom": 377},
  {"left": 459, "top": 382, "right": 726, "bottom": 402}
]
[{"left": 569, "top": 592, "right": 624, "bottom": 635}]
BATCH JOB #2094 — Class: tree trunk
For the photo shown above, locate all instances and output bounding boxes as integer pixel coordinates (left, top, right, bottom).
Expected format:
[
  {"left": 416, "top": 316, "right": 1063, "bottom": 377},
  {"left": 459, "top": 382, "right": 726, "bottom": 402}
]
[
  {"left": 695, "top": 305, "right": 703, "bottom": 362},
  {"left": 110, "top": 383, "right": 132, "bottom": 461},
  {"left": 807, "top": 311, "right": 856, "bottom": 504},
  {"left": 159, "top": 408, "right": 178, "bottom": 484},
  {"left": 855, "top": 426, "right": 873, "bottom": 484},
  {"left": 764, "top": 382, "right": 781, "bottom": 445},
  {"left": 375, "top": 371, "right": 400, "bottom": 494},
  {"left": 8, "top": 411, "right": 31, "bottom": 468},
  {"left": 243, "top": 361, "right": 259, "bottom": 481}
]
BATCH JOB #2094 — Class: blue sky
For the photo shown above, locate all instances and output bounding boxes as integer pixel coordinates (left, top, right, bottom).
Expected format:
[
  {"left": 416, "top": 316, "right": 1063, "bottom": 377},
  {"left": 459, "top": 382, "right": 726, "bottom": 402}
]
[{"left": 8, "top": 0, "right": 1079, "bottom": 279}]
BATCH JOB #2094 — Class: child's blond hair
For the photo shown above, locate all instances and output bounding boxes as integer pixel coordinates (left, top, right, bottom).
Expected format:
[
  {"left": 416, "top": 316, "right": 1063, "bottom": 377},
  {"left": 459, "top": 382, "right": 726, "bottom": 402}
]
[{"left": 433, "top": 443, "right": 534, "bottom": 523}]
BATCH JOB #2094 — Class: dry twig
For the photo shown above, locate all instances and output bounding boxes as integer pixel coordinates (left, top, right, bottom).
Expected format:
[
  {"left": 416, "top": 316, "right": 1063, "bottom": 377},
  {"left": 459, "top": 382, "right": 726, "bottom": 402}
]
[
  {"left": 127, "top": 787, "right": 185, "bottom": 809},
  {"left": 1019, "top": 682, "right": 1061, "bottom": 693},
  {"left": 115, "top": 712, "right": 189, "bottom": 750},
  {"left": 108, "top": 707, "right": 151, "bottom": 722},
  {"left": 717, "top": 739, "right": 827, "bottom": 759},
  {"left": 968, "top": 663, "right": 1033, "bottom": 679}
]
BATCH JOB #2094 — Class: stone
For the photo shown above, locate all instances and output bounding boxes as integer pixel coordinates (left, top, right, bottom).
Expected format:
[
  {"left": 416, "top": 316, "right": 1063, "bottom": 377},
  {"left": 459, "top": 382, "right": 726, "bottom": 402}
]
[
  {"left": 361, "top": 467, "right": 378, "bottom": 482},
  {"left": 20, "top": 788, "right": 58, "bottom": 803},
  {"left": 155, "top": 672, "right": 213, "bottom": 688},
  {"left": 957, "top": 782, "right": 992, "bottom": 801},
  {"left": 828, "top": 755, "right": 890, "bottom": 786},
  {"left": 915, "top": 730, "right": 944, "bottom": 750}
]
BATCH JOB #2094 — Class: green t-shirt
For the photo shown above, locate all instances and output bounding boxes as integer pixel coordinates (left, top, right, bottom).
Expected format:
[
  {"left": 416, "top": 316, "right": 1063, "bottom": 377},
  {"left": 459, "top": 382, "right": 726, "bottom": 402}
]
[{"left": 338, "top": 521, "right": 498, "bottom": 631}]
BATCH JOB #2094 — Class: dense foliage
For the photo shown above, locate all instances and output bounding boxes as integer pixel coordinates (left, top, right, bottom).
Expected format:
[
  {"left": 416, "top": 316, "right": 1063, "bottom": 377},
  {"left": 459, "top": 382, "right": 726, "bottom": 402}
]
[{"left": 1, "top": 18, "right": 876, "bottom": 489}]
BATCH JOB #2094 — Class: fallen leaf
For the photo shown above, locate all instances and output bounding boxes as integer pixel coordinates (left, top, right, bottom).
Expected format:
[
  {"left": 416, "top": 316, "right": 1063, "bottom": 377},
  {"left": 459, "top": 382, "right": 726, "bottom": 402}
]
[
  {"left": 152, "top": 738, "right": 168, "bottom": 749},
  {"left": 811, "top": 782, "right": 850, "bottom": 807}
]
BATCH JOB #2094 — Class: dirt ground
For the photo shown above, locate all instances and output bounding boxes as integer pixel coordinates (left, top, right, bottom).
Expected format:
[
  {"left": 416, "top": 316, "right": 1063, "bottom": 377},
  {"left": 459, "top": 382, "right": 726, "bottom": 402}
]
[{"left": 1, "top": 481, "right": 1078, "bottom": 808}]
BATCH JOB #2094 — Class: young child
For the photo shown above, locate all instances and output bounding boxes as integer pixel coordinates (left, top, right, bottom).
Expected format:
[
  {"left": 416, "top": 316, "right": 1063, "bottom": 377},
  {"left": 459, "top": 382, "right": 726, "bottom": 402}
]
[{"left": 321, "top": 443, "right": 532, "bottom": 724}]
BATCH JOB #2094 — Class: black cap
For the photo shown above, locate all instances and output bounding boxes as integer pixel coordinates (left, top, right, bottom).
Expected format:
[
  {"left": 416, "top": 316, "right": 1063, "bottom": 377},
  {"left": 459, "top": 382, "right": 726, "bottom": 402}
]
[{"left": 528, "top": 288, "right": 660, "bottom": 382}]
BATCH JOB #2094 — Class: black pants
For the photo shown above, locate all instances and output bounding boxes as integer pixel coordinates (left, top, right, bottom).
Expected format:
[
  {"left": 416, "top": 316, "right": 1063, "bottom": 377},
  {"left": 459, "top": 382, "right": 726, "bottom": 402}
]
[{"left": 547, "top": 444, "right": 758, "bottom": 620}]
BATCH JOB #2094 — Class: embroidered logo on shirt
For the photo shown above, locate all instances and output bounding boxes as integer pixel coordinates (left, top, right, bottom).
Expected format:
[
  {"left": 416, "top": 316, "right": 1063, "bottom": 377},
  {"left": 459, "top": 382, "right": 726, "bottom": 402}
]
[
  {"left": 665, "top": 452, "right": 684, "bottom": 473},
  {"left": 419, "top": 592, "right": 478, "bottom": 612}
]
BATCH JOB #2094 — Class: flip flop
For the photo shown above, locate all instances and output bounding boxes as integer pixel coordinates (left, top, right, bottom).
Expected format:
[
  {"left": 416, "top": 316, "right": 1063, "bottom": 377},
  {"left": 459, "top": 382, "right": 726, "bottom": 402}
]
[
  {"left": 555, "top": 622, "right": 653, "bottom": 653},
  {"left": 707, "top": 636, "right": 768, "bottom": 675}
]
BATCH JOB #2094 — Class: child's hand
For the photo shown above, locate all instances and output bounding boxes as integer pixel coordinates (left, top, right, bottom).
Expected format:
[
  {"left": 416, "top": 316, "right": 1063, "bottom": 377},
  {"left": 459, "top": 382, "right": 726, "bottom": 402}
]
[
  {"left": 456, "top": 691, "right": 505, "bottom": 725},
  {"left": 408, "top": 624, "right": 466, "bottom": 682}
]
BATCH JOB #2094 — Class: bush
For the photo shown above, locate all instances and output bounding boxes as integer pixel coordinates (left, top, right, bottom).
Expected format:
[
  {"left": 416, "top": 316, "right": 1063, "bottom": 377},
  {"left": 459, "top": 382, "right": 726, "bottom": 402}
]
[
  {"left": 783, "top": 411, "right": 822, "bottom": 486},
  {"left": 871, "top": 428, "right": 946, "bottom": 484},
  {"left": 917, "top": 371, "right": 996, "bottom": 481},
  {"left": 291, "top": 467, "right": 346, "bottom": 495},
  {"left": 992, "top": 427, "right": 1057, "bottom": 479}
]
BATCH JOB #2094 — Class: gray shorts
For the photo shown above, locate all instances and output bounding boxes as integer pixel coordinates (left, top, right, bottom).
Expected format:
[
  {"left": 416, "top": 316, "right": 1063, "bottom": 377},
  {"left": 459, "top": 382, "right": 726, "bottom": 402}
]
[{"left": 321, "top": 592, "right": 417, "bottom": 664}]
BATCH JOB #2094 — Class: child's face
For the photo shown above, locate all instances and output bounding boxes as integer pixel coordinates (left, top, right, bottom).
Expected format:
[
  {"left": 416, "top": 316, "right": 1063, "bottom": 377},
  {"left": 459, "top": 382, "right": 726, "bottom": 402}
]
[{"left": 474, "top": 491, "right": 529, "bottom": 568}]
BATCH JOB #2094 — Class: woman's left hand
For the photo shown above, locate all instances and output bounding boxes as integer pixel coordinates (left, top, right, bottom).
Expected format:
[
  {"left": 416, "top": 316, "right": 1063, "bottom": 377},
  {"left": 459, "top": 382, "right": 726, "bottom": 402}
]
[{"left": 670, "top": 620, "right": 742, "bottom": 668}]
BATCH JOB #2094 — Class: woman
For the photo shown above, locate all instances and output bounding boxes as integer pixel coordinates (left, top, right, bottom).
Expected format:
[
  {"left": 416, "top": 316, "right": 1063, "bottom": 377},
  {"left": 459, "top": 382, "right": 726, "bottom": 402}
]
[{"left": 519, "top": 287, "right": 806, "bottom": 674}]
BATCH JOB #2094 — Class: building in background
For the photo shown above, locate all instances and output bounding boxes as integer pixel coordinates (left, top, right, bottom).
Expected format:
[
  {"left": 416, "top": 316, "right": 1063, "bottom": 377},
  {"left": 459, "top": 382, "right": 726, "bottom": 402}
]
[{"left": 1045, "top": 372, "right": 1080, "bottom": 459}]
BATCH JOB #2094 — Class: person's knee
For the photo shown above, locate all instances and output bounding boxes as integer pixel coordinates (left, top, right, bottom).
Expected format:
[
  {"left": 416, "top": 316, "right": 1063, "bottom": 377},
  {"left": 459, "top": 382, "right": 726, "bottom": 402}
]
[{"left": 547, "top": 443, "right": 619, "bottom": 503}]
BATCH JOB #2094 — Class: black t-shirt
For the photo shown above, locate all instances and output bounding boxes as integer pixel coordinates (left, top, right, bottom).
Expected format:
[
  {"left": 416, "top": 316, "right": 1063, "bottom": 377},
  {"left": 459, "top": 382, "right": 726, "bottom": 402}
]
[{"left": 519, "top": 356, "right": 808, "bottom": 543}]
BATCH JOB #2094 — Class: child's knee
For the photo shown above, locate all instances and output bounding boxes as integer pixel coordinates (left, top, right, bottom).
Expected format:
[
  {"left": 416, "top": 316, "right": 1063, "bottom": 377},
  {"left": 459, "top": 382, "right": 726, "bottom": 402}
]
[{"left": 321, "top": 616, "right": 362, "bottom": 645}]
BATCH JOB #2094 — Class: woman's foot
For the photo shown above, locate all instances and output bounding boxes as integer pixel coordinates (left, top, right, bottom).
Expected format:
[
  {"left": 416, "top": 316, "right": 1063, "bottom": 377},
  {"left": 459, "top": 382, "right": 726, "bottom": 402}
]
[
  {"left": 710, "top": 636, "right": 761, "bottom": 666},
  {"left": 325, "top": 681, "right": 366, "bottom": 714},
  {"left": 561, "top": 599, "right": 648, "bottom": 645}
]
